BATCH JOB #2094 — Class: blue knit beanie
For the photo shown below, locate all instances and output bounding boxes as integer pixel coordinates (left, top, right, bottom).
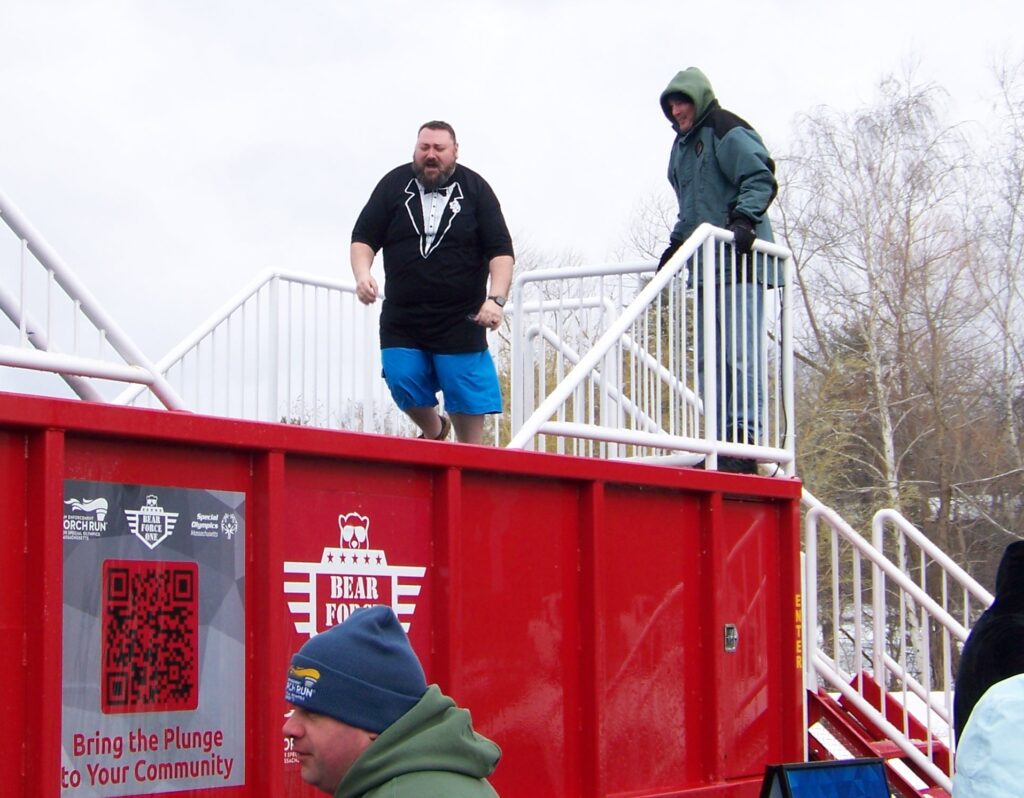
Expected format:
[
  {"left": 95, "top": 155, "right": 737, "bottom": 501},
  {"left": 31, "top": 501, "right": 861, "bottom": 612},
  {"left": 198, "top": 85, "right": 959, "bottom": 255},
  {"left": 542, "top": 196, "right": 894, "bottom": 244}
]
[{"left": 284, "top": 606, "right": 427, "bottom": 733}]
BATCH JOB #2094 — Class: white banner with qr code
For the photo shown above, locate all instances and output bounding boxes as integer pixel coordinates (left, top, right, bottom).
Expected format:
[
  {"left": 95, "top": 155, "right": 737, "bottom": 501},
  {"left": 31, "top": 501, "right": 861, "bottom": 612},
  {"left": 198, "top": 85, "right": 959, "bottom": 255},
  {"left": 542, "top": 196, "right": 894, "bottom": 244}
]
[{"left": 61, "top": 480, "right": 246, "bottom": 796}]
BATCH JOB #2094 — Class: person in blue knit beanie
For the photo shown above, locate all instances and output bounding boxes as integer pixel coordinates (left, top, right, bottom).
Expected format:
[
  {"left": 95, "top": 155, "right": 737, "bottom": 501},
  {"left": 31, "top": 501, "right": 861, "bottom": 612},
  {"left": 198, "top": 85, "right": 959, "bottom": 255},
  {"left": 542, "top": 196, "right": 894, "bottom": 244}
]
[{"left": 282, "top": 605, "right": 500, "bottom": 797}]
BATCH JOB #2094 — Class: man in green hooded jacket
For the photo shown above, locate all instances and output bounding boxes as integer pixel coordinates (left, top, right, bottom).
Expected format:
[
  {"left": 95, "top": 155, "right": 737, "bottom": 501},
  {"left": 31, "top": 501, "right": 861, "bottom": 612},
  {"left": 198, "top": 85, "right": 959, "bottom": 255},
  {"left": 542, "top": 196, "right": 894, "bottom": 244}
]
[
  {"left": 658, "top": 67, "right": 779, "bottom": 474},
  {"left": 283, "top": 605, "right": 500, "bottom": 797}
]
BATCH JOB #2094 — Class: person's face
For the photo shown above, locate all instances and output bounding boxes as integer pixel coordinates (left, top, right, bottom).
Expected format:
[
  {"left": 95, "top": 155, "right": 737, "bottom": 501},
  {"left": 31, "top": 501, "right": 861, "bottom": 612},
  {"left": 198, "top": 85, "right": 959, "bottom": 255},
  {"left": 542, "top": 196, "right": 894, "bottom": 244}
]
[
  {"left": 668, "top": 97, "right": 696, "bottom": 133},
  {"left": 283, "top": 707, "right": 376, "bottom": 794},
  {"left": 412, "top": 128, "right": 458, "bottom": 189}
]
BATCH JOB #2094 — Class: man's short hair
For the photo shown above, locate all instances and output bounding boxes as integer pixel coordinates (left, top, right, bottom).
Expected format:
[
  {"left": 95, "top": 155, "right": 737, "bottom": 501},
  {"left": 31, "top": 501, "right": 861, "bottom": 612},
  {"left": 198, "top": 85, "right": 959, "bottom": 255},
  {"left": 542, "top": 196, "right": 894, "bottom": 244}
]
[{"left": 418, "top": 120, "right": 457, "bottom": 144}]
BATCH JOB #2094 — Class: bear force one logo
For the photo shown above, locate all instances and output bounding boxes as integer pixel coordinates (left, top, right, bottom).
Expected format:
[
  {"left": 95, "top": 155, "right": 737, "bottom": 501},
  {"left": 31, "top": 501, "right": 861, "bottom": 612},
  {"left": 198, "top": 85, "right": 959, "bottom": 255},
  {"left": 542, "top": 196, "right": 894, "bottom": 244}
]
[
  {"left": 283, "top": 511, "right": 426, "bottom": 637},
  {"left": 124, "top": 494, "right": 179, "bottom": 551},
  {"left": 285, "top": 666, "right": 321, "bottom": 702}
]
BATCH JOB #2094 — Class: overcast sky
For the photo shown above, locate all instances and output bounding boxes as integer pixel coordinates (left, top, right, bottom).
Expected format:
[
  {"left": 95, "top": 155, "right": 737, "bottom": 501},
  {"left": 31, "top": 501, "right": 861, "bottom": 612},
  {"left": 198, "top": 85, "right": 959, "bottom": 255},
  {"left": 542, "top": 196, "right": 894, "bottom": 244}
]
[{"left": 1, "top": 0, "right": 1020, "bottom": 368}]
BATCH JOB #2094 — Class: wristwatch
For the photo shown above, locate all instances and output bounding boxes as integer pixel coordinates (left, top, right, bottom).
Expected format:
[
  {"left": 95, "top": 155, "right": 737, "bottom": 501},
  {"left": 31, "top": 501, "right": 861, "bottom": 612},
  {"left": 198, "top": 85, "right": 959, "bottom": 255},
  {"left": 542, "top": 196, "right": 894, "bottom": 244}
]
[{"left": 488, "top": 295, "right": 507, "bottom": 308}]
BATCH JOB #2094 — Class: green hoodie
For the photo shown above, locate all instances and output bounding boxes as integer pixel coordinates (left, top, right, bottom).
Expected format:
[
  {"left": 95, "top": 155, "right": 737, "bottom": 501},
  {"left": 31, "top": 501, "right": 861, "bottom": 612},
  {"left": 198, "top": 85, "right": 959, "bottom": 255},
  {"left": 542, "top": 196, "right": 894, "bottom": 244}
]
[
  {"left": 660, "top": 66, "right": 719, "bottom": 126},
  {"left": 334, "top": 685, "right": 501, "bottom": 798},
  {"left": 659, "top": 67, "right": 779, "bottom": 284}
]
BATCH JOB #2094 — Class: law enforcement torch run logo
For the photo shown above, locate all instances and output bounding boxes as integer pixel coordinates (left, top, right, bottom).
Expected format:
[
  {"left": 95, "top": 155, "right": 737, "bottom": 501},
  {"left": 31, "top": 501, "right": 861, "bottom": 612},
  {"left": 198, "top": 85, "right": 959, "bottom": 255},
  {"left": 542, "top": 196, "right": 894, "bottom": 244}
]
[{"left": 283, "top": 512, "right": 426, "bottom": 637}]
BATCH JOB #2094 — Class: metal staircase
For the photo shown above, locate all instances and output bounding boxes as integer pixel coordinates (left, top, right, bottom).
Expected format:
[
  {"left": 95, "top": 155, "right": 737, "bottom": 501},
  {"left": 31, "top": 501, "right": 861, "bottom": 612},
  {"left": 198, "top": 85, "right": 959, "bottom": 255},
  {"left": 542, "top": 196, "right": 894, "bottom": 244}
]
[
  {"left": 807, "top": 674, "right": 952, "bottom": 797},
  {"left": 802, "top": 495, "right": 993, "bottom": 795}
]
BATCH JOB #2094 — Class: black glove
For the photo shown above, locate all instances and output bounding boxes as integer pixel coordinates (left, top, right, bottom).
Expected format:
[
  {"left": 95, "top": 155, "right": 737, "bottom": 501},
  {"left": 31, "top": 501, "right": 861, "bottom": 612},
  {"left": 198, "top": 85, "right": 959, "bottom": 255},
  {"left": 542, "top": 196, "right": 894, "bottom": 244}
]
[
  {"left": 727, "top": 214, "right": 756, "bottom": 255},
  {"left": 656, "top": 239, "right": 682, "bottom": 272}
]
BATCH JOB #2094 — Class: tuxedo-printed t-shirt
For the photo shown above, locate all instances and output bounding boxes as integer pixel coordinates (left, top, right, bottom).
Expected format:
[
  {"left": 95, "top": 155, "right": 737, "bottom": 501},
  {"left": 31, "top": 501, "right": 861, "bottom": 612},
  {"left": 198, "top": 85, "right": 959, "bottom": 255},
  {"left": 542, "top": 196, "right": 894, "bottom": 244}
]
[{"left": 352, "top": 163, "right": 514, "bottom": 353}]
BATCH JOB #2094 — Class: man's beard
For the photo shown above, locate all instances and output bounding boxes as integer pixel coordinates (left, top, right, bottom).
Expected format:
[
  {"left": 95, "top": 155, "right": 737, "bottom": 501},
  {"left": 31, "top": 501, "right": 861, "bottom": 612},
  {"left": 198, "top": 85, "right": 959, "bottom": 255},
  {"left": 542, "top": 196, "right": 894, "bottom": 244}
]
[{"left": 412, "top": 159, "right": 456, "bottom": 191}]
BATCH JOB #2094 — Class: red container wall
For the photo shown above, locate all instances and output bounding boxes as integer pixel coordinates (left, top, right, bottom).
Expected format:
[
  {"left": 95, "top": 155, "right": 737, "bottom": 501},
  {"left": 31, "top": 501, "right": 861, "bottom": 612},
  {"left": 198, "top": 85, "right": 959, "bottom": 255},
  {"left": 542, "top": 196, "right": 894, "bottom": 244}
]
[{"left": 0, "top": 393, "right": 803, "bottom": 798}]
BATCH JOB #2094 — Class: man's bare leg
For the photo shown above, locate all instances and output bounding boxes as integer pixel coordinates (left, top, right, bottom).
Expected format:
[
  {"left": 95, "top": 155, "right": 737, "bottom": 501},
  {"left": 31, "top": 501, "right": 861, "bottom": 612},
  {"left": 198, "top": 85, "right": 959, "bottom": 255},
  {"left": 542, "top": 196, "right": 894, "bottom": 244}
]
[
  {"left": 405, "top": 406, "right": 446, "bottom": 439},
  {"left": 450, "top": 413, "right": 484, "bottom": 445}
]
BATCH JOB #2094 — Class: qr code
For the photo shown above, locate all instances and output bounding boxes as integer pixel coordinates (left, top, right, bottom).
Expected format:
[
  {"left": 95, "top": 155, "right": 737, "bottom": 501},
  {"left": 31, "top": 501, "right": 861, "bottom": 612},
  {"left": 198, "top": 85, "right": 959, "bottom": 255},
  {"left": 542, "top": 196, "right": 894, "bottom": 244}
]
[{"left": 101, "top": 560, "right": 199, "bottom": 714}]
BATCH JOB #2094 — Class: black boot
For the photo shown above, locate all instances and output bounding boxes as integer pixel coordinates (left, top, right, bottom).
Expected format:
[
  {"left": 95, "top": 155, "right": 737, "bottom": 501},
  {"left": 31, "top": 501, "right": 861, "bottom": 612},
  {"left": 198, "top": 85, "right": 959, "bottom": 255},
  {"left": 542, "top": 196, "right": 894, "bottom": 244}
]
[{"left": 716, "top": 455, "right": 757, "bottom": 474}]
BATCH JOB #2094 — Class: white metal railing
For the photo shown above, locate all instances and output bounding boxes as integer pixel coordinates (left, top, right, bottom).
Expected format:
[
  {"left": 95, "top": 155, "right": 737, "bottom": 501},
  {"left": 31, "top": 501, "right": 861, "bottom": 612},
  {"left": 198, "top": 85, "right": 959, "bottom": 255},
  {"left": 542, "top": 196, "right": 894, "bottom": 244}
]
[
  {"left": 803, "top": 488, "right": 994, "bottom": 792},
  {"left": 116, "top": 269, "right": 421, "bottom": 434},
  {"left": 4, "top": 187, "right": 793, "bottom": 461},
  {"left": 505, "top": 223, "right": 794, "bottom": 473},
  {"left": 869, "top": 510, "right": 993, "bottom": 765},
  {"left": 0, "top": 189, "right": 183, "bottom": 407}
]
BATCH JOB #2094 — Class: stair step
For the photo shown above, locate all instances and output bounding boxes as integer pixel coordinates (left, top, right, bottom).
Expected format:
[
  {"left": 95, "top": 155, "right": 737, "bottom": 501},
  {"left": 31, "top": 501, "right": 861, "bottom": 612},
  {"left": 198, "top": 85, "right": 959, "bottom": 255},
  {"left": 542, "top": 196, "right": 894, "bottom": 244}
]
[
  {"left": 868, "top": 740, "right": 910, "bottom": 757},
  {"left": 869, "top": 738, "right": 937, "bottom": 757},
  {"left": 808, "top": 685, "right": 952, "bottom": 798}
]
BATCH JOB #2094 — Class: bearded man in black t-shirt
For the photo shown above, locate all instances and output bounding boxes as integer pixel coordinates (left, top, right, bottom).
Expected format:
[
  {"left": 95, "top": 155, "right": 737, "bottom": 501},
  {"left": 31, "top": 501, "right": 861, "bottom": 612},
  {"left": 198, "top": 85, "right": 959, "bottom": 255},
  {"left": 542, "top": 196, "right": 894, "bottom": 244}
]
[{"left": 351, "top": 121, "right": 514, "bottom": 444}]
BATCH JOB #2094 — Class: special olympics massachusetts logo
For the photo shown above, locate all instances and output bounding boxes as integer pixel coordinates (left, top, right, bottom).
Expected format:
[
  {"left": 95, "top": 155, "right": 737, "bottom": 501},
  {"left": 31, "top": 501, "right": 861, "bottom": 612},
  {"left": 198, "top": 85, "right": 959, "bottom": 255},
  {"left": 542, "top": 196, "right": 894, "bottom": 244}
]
[
  {"left": 283, "top": 511, "right": 426, "bottom": 637},
  {"left": 222, "top": 513, "right": 239, "bottom": 540}
]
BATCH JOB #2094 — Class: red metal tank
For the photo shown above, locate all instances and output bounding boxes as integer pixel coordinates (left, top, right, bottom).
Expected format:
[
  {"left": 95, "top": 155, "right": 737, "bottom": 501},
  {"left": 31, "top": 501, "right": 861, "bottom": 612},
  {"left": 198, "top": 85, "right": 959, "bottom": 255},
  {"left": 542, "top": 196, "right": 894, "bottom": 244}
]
[{"left": 0, "top": 392, "right": 803, "bottom": 798}]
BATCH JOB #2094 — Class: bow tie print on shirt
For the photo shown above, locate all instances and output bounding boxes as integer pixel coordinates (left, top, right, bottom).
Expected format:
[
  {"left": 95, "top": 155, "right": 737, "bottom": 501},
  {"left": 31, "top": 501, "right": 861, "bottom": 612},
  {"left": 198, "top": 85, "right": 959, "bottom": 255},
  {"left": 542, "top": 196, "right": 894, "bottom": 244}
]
[{"left": 403, "top": 180, "right": 464, "bottom": 258}]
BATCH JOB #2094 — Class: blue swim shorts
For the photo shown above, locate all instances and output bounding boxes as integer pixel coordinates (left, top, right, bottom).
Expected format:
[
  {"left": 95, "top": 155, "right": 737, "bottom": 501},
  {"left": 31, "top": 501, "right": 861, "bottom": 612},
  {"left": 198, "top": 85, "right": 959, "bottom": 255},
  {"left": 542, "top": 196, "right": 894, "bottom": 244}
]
[{"left": 380, "top": 348, "right": 502, "bottom": 415}]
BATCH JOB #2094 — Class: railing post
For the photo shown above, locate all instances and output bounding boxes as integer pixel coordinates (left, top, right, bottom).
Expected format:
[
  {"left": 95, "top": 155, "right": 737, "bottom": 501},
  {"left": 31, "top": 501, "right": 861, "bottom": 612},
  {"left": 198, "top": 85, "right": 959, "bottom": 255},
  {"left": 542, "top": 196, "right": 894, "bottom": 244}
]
[
  {"left": 782, "top": 257, "right": 796, "bottom": 476},
  {"left": 871, "top": 516, "right": 887, "bottom": 697},
  {"left": 509, "top": 279, "right": 524, "bottom": 442},
  {"left": 268, "top": 275, "right": 280, "bottom": 423},
  {"left": 19, "top": 238, "right": 27, "bottom": 343},
  {"left": 804, "top": 510, "right": 820, "bottom": 691},
  {"left": 701, "top": 236, "right": 718, "bottom": 468}
]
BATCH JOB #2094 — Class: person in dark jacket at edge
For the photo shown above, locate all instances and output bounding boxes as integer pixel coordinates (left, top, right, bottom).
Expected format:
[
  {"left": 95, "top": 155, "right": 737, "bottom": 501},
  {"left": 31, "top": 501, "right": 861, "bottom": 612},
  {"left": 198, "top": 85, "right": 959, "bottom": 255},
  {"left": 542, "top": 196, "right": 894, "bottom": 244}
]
[
  {"left": 657, "top": 67, "right": 780, "bottom": 474},
  {"left": 953, "top": 540, "right": 1024, "bottom": 745},
  {"left": 283, "top": 605, "right": 500, "bottom": 796}
]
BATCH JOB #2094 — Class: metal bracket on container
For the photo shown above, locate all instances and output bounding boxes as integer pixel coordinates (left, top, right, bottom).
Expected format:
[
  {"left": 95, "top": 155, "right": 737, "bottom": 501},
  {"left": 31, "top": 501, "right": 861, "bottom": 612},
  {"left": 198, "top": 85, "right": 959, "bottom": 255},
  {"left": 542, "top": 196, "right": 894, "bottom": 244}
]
[{"left": 724, "top": 623, "right": 739, "bottom": 652}]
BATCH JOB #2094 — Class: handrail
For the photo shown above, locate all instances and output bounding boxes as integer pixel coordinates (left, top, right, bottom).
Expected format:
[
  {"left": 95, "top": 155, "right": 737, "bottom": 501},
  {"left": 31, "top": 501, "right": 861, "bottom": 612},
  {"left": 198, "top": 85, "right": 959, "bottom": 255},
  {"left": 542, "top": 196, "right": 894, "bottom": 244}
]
[
  {"left": 0, "top": 188, "right": 184, "bottom": 409},
  {"left": 537, "top": 420, "right": 790, "bottom": 462},
  {"left": 115, "top": 268, "right": 362, "bottom": 406},
  {"left": 523, "top": 320, "right": 700, "bottom": 438},
  {"left": 803, "top": 486, "right": 992, "bottom": 788},
  {"left": 525, "top": 325, "right": 664, "bottom": 436},
  {"left": 804, "top": 500, "right": 969, "bottom": 641},
  {"left": 506, "top": 229, "right": 709, "bottom": 450},
  {"left": 506, "top": 224, "right": 793, "bottom": 472},
  {"left": 110, "top": 269, "right": 400, "bottom": 433},
  {"left": 872, "top": 509, "right": 994, "bottom": 607},
  {"left": 509, "top": 268, "right": 644, "bottom": 435},
  {"left": 880, "top": 651, "right": 952, "bottom": 724},
  {"left": 812, "top": 651, "right": 952, "bottom": 793},
  {"left": 0, "top": 280, "right": 105, "bottom": 401}
]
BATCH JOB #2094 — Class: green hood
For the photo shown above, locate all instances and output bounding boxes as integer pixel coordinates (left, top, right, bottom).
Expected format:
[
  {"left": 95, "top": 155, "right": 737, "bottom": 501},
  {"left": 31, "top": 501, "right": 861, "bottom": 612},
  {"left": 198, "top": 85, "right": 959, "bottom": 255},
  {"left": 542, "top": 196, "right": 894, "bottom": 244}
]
[
  {"left": 660, "top": 67, "right": 717, "bottom": 132},
  {"left": 335, "top": 685, "right": 500, "bottom": 797}
]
